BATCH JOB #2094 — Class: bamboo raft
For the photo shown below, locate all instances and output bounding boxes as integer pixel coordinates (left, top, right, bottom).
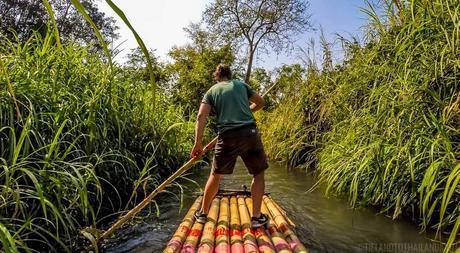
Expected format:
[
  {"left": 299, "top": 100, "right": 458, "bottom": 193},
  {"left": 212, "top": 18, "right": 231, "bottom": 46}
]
[{"left": 163, "top": 190, "right": 308, "bottom": 253}]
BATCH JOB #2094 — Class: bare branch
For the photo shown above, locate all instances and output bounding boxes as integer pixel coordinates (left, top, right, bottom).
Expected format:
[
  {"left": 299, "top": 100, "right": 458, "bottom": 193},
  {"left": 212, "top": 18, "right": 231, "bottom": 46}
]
[{"left": 203, "top": 0, "right": 311, "bottom": 82}]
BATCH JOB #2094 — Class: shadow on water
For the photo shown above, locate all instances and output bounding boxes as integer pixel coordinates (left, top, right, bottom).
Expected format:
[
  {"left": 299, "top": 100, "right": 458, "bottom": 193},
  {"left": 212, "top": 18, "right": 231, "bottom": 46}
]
[{"left": 104, "top": 159, "right": 442, "bottom": 253}]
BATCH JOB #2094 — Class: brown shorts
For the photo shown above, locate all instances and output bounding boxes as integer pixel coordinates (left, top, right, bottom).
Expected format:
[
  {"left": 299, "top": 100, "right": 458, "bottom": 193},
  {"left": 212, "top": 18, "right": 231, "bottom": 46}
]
[{"left": 212, "top": 125, "right": 269, "bottom": 175}]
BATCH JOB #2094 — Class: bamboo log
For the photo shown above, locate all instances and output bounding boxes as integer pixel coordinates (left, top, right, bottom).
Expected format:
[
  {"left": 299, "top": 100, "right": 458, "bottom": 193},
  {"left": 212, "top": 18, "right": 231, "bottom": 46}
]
[
  {"left": 237, "top": 196, "right": 258, "bottom": 252},
  {"left": 268, "top": 195, "right": 296, "bottom": 227},
  {"left": 164, "top": 197, "right": 202, "bottom": 253},
  {"left": 181, "top": 217, "right": 204, "bottom": 252},
  {"left": 263, "top": 196, "right": 309, "bottom": 253},
  {"left": 230, "top": 197, "right": 244, "bottom": 253},
  {"left": 245, "top": 197, "right": 276, "bottom": 253},
  {"left": 261, "top": 201, "right": 292, "bottom": 253},
  {"left": 215, "top": 197, "right": 230, "bottom": 253},
  {"left": 197, "top": 198, "right": 220, "bottom": 253}
]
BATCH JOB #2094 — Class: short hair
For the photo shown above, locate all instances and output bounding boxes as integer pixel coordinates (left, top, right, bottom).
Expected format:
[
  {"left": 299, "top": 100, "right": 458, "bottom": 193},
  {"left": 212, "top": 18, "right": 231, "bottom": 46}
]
[{"left": 213, "top": 64, "right": 232, "bottom": 80}]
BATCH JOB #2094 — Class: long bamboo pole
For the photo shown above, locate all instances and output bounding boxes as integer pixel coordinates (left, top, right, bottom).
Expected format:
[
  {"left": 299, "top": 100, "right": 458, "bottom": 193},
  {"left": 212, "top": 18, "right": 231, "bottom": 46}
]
[
  {"left": 100, "top": 140, "right": 216, "bottom": 240},
  {"left": 98, "top": 82, "right": 279, "bottom": 241}
]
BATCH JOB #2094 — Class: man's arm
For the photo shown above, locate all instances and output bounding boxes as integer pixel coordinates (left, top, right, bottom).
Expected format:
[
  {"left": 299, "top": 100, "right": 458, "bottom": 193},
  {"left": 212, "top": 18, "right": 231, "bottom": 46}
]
[
  {"left": 191, "top": 103, "right": 211, "bottom": 158},
  {"left": 249, "top": 93, "right": 265, "bottom": 112}
]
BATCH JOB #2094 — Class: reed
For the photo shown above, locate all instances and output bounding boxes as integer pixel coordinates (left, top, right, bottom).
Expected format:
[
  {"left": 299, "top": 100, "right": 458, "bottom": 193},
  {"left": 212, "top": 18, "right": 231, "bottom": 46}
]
[
  {"left": 258, "top": 0, "right": 459, "bottom": 251},
  {"left": 0, "top": 29, "right": 194, "bottom": 252}
]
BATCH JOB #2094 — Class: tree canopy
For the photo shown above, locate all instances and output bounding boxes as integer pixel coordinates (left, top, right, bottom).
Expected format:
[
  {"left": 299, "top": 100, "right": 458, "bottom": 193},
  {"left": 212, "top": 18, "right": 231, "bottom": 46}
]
[
  {"left": 0, "top": 0, "right": 118, "bottom": 43},
  {"left": 202, "top": 0, "right": 311, "bottom": 83},
  {"left": 166, "top": 44, "right": 234, "bottom": 111}
]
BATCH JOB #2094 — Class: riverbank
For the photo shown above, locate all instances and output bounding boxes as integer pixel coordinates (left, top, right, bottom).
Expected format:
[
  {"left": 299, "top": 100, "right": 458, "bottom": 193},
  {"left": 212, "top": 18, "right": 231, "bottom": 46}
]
[
  {"left": 257, "top": 0, "right": 459, "bottom": 251},
  {"left": 0, "top": 32, "right": 194, "bottom": 252}
]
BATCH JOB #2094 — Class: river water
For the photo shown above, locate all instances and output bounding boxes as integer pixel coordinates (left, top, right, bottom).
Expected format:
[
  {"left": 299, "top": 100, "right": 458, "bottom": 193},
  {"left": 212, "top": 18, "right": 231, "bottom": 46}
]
[{"left": 104, "top": 159, "right": 442, "bottom": 253}]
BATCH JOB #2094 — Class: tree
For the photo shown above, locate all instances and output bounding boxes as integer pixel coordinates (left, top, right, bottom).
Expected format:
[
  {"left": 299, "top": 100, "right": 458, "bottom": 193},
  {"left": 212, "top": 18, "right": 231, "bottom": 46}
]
[
  {"left": 0, "top": 0, "right": 118, "bottom": 44},
  {"left": 124, "top": 47, "right": 167, "bottom": 86},
  {"left": 166, "top": 44, "right": 234, "bottom": 111},
  {"left": 250, "top": 67, "right": 272, "bottom": 93},
  {"left": 202, "top": 0, "right": 311, "bottom": 83},
  {"left": 163, "top": 23, "right": 235, "bottom": 111},
  {"left": 268, "top": 64, "right": 305, "bottom": 107}
]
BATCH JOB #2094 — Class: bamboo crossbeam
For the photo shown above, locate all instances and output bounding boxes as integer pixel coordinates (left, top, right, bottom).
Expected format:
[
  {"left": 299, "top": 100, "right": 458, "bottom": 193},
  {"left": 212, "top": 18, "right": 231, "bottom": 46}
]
[
  {"left": 263, "top": 196, "right": 309, "bottom": 253},
  {"left": 230, "top": 196, "right": 244, "bottom": 253},
  {"left": 164, "top": 196, "right": 203, "bottom": 253}
]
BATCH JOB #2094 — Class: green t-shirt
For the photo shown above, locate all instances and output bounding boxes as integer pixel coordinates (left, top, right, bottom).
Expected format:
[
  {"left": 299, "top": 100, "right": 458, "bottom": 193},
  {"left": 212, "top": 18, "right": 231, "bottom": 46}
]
[{"left": 202, "top": 79, "right": 256, "bottom": 134}]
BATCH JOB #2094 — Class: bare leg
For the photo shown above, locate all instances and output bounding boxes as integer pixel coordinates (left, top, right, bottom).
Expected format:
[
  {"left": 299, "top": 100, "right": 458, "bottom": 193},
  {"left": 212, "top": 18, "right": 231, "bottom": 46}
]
[
  {"left": 251, "top": 171, "right": 265, "bottom": 218},
  {"left": 200, "top": 172, "right": 222, "bottom": 214}
]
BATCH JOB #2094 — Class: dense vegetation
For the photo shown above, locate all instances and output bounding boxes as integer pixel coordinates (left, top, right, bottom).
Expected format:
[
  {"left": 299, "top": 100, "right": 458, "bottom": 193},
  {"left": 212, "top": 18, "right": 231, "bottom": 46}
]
[
  {"left": 0, "top": 31, "right": 195, "bottom": 251},
  {"left": 0, "top": 0, "right": 242, "bottom": 250},
  {"left": 258, "top": 0, "right": 459, "bottom": 251},
  {"left": 1, "top": 0, "right": 459, "bottom": 252},
  {"left": 0, "top": 0, "right": 247, "bottom": 250},
  {"left": 0, "top": 0, "right": 118, "bottom": 44}
]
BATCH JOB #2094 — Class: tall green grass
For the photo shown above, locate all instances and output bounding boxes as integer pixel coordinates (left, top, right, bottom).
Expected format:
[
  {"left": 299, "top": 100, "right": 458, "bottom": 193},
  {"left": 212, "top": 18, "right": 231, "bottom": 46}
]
[
  {"left": 0, "top": 30, "right": 193, "bottom": 251},
  {"left": 257, "top": 65, "right": 329, "bottom": 168},
  {"left": 259, "top": 0, "right": 459, "bottom": 251}
]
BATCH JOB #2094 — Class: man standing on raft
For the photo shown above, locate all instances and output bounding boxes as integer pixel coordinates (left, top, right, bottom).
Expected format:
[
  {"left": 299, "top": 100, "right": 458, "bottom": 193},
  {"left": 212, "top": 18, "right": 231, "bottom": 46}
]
[{"left": 190, "top": 64, "right": 269, "bottom": 228}]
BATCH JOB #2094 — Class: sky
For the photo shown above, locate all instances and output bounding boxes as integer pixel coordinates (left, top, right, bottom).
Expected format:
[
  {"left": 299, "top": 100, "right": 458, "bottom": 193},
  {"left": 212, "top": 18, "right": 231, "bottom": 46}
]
[{"left": 97, "top": 0, "right": 374, "bottom": 70}]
